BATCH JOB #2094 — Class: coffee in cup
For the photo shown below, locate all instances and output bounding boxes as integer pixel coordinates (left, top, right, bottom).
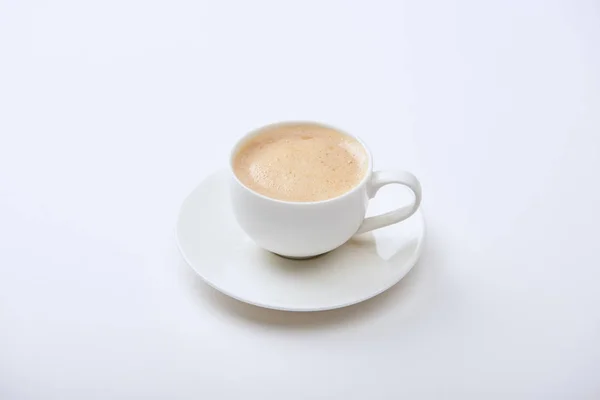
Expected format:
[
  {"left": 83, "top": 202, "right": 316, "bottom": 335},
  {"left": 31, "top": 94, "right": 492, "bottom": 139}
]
[{"left": 232, "top": 123, "right": 368, "bottom": 202}]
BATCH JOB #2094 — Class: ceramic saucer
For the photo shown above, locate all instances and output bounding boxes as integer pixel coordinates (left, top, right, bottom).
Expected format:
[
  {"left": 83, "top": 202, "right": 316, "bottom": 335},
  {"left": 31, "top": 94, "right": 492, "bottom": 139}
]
[{"left": 176, "top": 170, "right": 425, "bottom": 311}]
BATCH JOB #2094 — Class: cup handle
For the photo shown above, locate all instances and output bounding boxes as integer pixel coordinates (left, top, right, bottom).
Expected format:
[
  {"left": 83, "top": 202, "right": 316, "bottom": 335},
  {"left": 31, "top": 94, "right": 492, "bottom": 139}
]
[{"left": 355, "top": 170, "right": 422, "bottom": 235}]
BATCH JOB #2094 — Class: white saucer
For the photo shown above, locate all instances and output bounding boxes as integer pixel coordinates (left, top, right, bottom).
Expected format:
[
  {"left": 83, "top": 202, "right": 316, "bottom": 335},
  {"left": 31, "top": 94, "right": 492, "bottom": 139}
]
[{"left": 176, "top": 170, "right": 426, "bottom": 311}]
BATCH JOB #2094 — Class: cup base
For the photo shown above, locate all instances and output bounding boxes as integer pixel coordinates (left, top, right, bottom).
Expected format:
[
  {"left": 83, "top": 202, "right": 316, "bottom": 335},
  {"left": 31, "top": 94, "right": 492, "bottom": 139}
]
[{"left": 271, "top": 251, "right": 329, "bottom": 260}]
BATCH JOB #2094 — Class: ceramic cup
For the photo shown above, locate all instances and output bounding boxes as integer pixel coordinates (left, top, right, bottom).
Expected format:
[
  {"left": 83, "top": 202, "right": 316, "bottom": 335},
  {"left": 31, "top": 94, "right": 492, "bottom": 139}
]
[{"left": 230, "top": 121, "right": 422, "bottom": 258}]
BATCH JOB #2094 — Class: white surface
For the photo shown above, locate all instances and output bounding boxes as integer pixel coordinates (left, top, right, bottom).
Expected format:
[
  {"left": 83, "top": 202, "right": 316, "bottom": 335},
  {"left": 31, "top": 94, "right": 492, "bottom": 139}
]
[
  {"left": 1, "top": 0, "right": 599, "bottom": 398},
  {"left": 177, "top": 170, "right": 424, "bottom": 310}
]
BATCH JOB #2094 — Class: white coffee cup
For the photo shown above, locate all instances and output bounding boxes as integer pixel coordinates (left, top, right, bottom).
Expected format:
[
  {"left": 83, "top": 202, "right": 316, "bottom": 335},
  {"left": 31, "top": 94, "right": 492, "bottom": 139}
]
[{"left": 230, "top": 121, "right": 422, "bottom": 258}]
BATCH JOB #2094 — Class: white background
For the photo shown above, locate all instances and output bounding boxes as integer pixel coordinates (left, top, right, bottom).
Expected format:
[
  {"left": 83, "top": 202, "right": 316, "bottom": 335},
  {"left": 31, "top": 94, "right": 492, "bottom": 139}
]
[{"left": 1, "top": 0, "right": 599, "bottom": 398}]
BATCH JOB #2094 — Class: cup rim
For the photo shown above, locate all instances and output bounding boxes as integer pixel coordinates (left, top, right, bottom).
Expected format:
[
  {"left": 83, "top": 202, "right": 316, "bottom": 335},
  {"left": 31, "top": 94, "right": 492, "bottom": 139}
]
[{"left": 229, "top": 120, "right": 373, "bottom": 205}]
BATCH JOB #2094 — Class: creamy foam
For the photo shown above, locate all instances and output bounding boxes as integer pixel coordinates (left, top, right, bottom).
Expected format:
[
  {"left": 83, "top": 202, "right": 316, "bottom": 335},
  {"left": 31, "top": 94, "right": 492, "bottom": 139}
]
[{"left": 233, "top": 123, "right": 368, "bottom": 202}]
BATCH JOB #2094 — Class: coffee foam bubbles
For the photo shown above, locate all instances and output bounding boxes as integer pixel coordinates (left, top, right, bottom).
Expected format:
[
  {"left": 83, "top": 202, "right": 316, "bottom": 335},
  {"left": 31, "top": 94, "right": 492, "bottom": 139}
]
[{"left": 233, "top": 124, "right": 368, "bottom": 202}]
